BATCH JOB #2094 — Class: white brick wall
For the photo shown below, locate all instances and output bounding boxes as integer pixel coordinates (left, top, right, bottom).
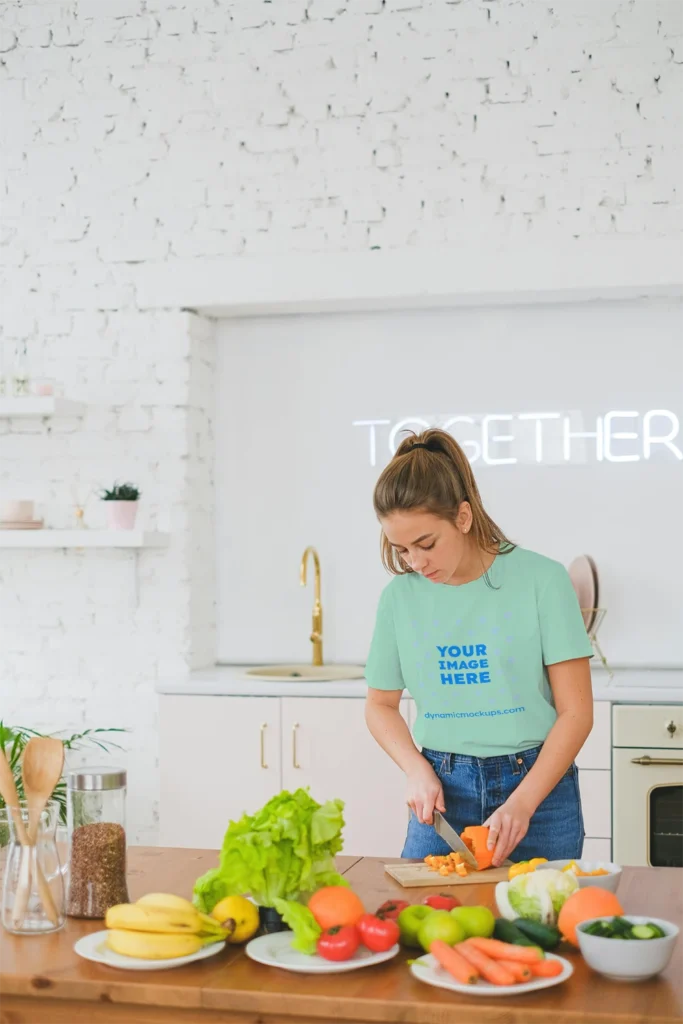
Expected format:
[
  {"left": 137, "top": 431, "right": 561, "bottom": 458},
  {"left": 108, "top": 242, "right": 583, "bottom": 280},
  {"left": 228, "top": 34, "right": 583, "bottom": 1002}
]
[
  {"left": 0, "top": 0, "right": 681, "bottom": 843},
  {"left": 0, "top": 310, "right": 215, "bottom": 845}
]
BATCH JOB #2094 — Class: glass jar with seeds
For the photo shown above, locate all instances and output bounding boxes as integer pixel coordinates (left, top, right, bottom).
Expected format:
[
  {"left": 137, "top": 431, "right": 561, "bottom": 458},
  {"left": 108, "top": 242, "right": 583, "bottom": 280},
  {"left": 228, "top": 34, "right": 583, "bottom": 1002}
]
[{"left": 66, "top": 767, "right": 129, "bottom": 919}]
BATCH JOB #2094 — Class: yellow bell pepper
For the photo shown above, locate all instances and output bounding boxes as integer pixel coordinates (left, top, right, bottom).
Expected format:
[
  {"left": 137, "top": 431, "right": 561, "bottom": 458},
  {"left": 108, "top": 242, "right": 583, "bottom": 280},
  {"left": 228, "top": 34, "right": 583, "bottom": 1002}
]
[{"left": 508, "top": 857, "right": 548, "bottom": 880}]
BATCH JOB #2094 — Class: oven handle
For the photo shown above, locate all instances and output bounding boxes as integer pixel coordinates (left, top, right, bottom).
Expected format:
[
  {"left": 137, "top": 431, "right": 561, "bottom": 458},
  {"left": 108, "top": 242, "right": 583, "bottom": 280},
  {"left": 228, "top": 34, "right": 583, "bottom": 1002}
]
[{"left": 630, "top": 755, "right": 683, "bottom": 766}]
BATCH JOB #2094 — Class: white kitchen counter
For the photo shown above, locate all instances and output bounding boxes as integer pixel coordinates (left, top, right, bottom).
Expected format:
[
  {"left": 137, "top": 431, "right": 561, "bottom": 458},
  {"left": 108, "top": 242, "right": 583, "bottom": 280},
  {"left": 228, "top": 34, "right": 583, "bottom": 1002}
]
[{"left": 158, "top": 665, "right": 683, "bottom": 703}]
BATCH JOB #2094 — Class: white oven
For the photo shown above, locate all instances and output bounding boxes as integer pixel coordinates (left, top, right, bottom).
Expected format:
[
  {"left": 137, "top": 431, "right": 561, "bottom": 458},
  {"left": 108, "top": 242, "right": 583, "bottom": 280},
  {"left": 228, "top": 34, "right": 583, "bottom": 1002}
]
[{"left": 613, "top": 704, "right": 683, "bottom": 867}]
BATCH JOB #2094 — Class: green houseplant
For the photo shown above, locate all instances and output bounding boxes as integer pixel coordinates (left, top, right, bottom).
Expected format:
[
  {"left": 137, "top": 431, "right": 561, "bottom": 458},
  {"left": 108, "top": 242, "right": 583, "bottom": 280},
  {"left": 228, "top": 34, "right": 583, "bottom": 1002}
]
[
  {"left": 0, "top": 723, "right": 126, "bottom": 845},
  {"left": 99, "top": 481, "right": 141, "bottom": 531}
]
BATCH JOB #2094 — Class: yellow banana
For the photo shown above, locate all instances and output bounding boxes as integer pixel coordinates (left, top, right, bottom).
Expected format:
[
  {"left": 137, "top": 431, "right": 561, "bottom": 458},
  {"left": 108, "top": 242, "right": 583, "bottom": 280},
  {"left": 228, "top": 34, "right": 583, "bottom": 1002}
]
[
  {"left": 106, "top": 903, "right": 224, "bottom": 937},
  {"left": 134, "top": 893, "right": 225, "bottom": 937},
  {"left": 107, "top": 928, "right": 219, "bottom": 960},
  {"left": 136, "top": 893, "right": 196, "bottom": 914}
]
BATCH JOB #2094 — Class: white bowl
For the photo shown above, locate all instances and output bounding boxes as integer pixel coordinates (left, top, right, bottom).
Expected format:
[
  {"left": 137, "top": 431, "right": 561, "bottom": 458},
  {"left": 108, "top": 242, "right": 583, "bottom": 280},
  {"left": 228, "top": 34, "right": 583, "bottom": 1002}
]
[
  {"left": 538, "top": 860, "right": 621, "bottom": 893},
  {"left": 577, "top": 916, "right": 679, "bottom": 982}
]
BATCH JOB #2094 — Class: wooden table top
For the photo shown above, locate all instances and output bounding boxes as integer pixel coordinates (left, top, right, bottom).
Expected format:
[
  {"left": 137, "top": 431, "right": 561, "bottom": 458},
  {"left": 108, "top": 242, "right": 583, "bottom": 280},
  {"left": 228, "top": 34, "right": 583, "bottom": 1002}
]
[{"left": 1, "top": 847, "right": 681, "bottom": 1024}]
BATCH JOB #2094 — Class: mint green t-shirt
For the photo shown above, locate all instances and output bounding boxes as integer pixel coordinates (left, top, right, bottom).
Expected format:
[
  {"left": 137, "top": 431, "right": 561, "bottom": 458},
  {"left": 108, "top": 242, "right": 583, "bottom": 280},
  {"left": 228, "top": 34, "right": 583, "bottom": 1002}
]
[{"left": 365, "top": 547, "right": 593, "bottom": 757}]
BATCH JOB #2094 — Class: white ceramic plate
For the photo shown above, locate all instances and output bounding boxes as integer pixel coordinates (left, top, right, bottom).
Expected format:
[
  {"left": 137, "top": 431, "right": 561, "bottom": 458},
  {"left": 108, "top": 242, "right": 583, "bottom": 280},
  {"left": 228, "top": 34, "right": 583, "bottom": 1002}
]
[
  {"left": 245, "top": 931, "right": 399, "bottom": 974},
  {"left": 411, "top": 951, "right": 573, "bottom": 997},
  {"left": 568, "top": 555, "right": 597, "bottom": 631},
  {"left": 74, "top": 931, "right": 226, "bottom": 971}
]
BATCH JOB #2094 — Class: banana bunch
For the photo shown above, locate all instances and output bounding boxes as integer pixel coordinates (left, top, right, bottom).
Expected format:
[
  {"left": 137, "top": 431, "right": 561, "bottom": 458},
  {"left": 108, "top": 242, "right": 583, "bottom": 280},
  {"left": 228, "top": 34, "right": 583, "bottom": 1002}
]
[{"left": 106, "top": 892, "right": 230, "bottom": 960}]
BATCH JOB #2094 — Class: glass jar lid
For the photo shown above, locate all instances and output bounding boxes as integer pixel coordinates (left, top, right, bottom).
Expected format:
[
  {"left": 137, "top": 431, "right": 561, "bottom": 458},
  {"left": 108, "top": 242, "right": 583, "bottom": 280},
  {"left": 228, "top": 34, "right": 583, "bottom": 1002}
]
[{"left": 66, "top": 766, "right": 127, "bottom": 791}]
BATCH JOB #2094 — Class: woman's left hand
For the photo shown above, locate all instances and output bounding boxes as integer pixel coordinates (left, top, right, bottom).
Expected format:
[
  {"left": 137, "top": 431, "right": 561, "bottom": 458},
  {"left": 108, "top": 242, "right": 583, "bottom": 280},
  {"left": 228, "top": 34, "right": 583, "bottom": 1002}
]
[{"left": 483, "top": 795, "right": 534, "bottom": 867}]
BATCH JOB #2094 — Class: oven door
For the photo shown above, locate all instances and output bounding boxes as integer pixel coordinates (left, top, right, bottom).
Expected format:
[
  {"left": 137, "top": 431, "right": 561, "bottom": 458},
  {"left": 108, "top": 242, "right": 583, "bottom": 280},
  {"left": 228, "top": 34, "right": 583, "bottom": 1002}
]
[{"left": 613, "top": 749, "right": 683, "bottom": 867}]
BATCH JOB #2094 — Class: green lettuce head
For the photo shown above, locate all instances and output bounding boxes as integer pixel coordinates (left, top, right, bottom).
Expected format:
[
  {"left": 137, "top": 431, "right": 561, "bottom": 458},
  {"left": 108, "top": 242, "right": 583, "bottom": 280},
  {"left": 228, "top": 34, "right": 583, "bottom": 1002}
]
[
  {"left": 193, "top": 789, "right": 347, "bottom": 913},
  {"left": 505, "top": 869, "right": 578, "bottom": 924}
]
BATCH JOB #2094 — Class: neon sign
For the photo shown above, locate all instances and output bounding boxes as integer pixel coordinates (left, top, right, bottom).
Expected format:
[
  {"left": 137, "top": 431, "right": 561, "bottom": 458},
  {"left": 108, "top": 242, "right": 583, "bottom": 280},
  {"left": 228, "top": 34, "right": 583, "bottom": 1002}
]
[{"left": 352, "top": 410, "right": 682, "bottom": 467}]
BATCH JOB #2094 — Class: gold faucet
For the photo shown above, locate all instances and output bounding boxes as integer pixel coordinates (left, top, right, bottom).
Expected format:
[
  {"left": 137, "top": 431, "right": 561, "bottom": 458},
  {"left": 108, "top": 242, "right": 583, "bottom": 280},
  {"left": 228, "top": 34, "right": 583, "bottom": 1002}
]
[{"left": 300, "top": 546, "right": 323, "bottom": 666}]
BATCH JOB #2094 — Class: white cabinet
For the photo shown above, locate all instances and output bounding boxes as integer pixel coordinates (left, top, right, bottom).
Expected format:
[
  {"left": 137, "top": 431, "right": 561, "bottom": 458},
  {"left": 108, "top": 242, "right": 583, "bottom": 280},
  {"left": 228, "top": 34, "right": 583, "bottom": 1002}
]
[
  {"left": 159, "top": 694, "right": 409, "bottom": 857},
  {"left": 159, "top": 694, "right": 614, "bottom": 857},
  {"left": 582, "top": 838, "right": 612, "bottom": 861},
  {"left": 578, "top": 768, "right": 611, "bottom": 839},
  {"left": 281, "top": 698, "right": 409, "bottom": 859},
  {"left": 159, "top": 696, "right": 282, "bottom": 849},
  {"left": 576, "top": 702, "right": 610, "bottom": 769},
  {"left": 576, "top": 701, "right": 612, "bottom": 856}
]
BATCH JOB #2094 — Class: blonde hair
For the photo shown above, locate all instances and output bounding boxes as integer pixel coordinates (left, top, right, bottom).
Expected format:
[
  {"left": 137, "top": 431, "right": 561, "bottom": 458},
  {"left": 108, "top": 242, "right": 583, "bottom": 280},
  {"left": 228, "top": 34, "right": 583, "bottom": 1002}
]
[{"left": 373, "top": 428, "right": 515, "bottom": 575}]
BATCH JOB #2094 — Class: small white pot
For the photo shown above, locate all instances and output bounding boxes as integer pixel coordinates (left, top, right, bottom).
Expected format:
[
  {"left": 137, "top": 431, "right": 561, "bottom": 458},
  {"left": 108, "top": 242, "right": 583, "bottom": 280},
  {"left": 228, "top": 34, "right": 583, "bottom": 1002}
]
[{"left": 105, "top": 501, "right": 139, "bottom": 531}]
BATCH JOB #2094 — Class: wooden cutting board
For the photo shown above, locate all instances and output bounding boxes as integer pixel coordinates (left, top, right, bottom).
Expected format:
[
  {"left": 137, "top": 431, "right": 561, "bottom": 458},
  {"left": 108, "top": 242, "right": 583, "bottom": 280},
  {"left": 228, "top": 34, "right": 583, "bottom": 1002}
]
[{"left": 384, "top": 861, "right": 511, "bottom": 888}]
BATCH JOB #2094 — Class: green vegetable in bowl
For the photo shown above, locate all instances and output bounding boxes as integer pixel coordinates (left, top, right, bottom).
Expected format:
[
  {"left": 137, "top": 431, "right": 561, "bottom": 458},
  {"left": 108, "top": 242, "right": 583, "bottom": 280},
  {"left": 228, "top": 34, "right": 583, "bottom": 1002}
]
[
  {"left": 193, "top": 788, "right": 347, "bottom": 913},
  {"left": 581, "top": 917, "right": 667, "bottom": 940}
]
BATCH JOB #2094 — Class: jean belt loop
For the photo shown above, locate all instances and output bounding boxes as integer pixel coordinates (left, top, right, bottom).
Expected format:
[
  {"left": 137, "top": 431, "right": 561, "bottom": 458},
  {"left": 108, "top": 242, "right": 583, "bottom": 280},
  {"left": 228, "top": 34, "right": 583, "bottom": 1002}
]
[
  {"left": 510, "top": 752, "right": 521, "bottom": 775},
  {"left": 445, "top": 752, "right": 453, "bottom": 774}
]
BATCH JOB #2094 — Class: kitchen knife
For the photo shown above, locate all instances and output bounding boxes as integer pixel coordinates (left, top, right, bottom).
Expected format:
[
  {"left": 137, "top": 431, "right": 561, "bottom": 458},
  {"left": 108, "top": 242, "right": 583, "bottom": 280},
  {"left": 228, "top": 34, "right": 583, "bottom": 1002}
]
[{"left": 433, "top": 811, "right": 479, "bottom": 869}]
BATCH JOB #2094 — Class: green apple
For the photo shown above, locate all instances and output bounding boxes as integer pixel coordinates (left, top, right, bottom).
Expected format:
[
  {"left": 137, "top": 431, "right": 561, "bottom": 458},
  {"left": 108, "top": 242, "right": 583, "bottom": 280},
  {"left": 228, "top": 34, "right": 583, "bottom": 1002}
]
[
  {"left": 417, "top": 909, "right": 466, "bottom": 952},
  {"left": 397, "top": 905, "right": 434, "bottom": 948},
  {"left": 450, "top": 905, "right": 496, "bottom": 938}
]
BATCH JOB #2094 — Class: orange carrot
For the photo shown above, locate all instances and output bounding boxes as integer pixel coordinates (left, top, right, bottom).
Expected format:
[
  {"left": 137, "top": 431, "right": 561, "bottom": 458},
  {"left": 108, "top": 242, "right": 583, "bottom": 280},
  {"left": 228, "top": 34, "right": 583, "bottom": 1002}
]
[
  {"left": 529, "top": 958, "right": 564, "bottom": 978},
  {"left": 430, "top": 940, "right": 479, "bottom": 985},
  {"left": 497, "top": 959, "right": 532, "bottom": 982},
  {"left": 457, "top": 941, "right": 516, "bottom": 986},
  {"left": 467, "top": 936, "right": 543, "bottom": 963}
]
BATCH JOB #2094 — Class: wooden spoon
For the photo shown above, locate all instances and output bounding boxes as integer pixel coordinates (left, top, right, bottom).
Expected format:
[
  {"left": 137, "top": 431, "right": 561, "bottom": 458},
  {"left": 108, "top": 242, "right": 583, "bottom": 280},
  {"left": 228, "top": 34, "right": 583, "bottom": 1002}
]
[
  {"left": 0, "top": 747, "right": 30, "bottom": 845},
  {"left": 13, "top": 738, "right": 64, "bottom": 928},
  {"left": 0, "top": 747, "right": 34, "bottom": 927},
  {"left": 22, "top": 737, "right": 65, "bottom": 844}
]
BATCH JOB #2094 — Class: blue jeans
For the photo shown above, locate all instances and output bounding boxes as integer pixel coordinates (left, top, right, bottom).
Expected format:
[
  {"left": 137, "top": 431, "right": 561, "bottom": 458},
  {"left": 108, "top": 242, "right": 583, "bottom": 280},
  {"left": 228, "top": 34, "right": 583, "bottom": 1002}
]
[{"left": 402, "top": 744, "right": 584, "bottom": 861}]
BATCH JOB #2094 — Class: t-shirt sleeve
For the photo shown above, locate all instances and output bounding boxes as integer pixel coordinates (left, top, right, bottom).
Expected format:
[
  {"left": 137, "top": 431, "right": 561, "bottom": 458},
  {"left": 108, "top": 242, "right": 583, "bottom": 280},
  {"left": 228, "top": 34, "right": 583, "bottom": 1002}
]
[
  {"left": 365, "top": 584, "right": 405, "bottom": 691},
  {"left": 539, "top": 562, "right": 595, "bottom": 666}
]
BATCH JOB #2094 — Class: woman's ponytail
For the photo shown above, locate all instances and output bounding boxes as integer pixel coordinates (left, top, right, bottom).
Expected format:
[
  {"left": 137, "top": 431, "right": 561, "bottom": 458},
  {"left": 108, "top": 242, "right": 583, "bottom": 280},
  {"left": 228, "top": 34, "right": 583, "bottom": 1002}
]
[{"left": 374, "top": 428, "right": 514, "bottom": 575}]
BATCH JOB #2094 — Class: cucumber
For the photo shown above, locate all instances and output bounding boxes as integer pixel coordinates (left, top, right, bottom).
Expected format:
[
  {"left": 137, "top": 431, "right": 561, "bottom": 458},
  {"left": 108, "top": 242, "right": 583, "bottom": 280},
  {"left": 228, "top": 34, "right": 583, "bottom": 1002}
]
[
  {"left": 610, "top": 916, "right": 635, "bottom": 937},
  {"left": 512, "top": 918, "right": 562, "bottom": 950},
  {"left": 631, "top": 924, "right": 662, "bottom": 940},
  {"left": 493, "top": 919, "right": 540, "bottom": 947}
]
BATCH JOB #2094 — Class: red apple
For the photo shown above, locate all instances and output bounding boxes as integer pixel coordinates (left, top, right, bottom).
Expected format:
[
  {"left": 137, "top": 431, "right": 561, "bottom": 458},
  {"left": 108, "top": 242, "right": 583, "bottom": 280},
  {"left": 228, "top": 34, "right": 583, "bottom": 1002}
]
[
  {"left": 375, "top": 899, "right": 410, "bottom": 921},
  {"left": 422, "top": 894, "right": 461, "bottom": 911}
]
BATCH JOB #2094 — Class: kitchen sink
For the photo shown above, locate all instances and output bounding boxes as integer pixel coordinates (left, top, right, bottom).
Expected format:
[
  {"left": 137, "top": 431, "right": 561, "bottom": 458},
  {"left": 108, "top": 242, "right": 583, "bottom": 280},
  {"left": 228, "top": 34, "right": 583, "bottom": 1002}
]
[{"left": 245, "top": 664, "right": 365, "bottom": 682}]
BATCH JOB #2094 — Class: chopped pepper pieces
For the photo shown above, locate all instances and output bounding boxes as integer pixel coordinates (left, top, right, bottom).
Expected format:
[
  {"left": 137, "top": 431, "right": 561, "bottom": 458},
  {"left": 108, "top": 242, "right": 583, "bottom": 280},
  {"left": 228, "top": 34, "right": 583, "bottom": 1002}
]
[
  {"left": 563, "top": 860, "right": 610, "bottom": 877},
  {"left": 424, "top": 852, "right": 473, "bottom": 877}
]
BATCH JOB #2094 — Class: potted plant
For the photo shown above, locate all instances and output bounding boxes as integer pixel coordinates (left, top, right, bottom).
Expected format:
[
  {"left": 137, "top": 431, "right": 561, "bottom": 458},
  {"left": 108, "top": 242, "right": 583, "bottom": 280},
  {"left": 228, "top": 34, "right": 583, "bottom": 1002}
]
[
  {"left": 100, "top": 482, "right": 141, "bottom": 531},
  {"left": 0, "top": 723, "right": 126, "bottom": 846}
]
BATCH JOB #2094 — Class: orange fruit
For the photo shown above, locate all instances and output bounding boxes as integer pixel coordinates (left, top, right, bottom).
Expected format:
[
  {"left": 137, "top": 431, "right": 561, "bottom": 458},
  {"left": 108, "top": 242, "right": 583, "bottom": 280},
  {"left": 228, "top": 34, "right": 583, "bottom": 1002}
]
[
  {"left": 307, "top": 886, "right": 365, "bottom": 930},
  {"left": 557, "top": 887, "right": 624, "bottom": 946}
]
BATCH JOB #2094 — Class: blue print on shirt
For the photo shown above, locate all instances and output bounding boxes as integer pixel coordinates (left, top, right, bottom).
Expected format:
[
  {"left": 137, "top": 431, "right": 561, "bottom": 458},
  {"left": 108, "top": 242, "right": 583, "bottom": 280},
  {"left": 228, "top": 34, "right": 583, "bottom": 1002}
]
[{"left": 436, "top": 644, "right": 491, "bottom": 685}]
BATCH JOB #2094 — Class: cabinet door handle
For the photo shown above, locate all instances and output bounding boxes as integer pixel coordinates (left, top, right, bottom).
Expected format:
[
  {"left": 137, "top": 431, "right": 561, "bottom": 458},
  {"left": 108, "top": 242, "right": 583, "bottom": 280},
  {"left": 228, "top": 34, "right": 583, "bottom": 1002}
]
[
  {"left": 631, "top": 755, "right": 683, "bottom": 766},
  {"left": 292, "top": 723, "right": 301, "bottom": 769},
  {"left": 260, "top": 723, "right": 268, "bottom": 770}
]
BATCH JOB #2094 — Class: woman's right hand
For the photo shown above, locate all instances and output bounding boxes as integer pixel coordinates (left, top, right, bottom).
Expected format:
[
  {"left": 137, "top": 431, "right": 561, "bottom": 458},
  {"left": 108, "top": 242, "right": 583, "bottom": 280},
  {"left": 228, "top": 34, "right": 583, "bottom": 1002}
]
[{"left": 406, "top": 759, "right": 446, "bottom": 825}]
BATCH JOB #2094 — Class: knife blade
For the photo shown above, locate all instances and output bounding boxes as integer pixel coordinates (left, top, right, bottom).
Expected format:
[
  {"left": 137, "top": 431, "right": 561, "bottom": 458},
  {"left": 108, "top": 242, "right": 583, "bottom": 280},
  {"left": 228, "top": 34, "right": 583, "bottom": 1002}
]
[{"left": 432, "top": 811, "right": 479, "bottom": 869}]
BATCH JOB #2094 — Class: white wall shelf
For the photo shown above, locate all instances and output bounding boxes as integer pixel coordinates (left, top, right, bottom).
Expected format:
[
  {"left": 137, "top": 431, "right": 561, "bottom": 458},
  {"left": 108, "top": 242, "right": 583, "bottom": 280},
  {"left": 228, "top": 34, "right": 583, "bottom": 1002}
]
[
  {"left": 0, "top": 397, "right": 85, "bottom": 418},
  {"left": 134, "top": 239, "right": 683, "bottom": 317},
  {"left": 0, "top": 530, "right": 168, "bottom": 548}
]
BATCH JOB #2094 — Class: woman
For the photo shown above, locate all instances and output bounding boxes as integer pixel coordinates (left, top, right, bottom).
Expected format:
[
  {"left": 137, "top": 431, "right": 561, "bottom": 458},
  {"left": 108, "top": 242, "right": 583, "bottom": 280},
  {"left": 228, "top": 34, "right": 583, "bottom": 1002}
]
[{"left": 365, "top": 428, "right": 593, "bottom": 867}]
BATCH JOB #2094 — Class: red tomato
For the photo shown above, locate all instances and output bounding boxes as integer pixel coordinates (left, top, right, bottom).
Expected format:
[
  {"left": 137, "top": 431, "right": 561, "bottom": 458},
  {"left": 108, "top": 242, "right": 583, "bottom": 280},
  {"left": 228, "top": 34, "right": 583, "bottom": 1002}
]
[
  {"left": 357, "top": 914, "right": 401, "bottom": 953},
  {"left": 375, "top": 899, "right": 410, "bottom": 921},
  {"left": 317, "top": 925, "right": 361, "bottom": 962},
  {"left": 422, "top": 894, "right": 461, "bottom": 911}
]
